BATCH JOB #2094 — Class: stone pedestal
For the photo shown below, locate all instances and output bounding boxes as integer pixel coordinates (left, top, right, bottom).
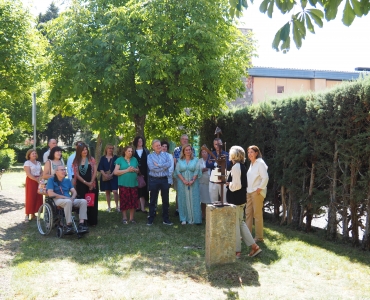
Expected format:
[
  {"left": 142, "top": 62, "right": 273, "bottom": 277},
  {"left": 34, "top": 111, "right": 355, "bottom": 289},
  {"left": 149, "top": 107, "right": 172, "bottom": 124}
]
[{"left": 205, "top": 204, "right": 236, "bottom": 267}]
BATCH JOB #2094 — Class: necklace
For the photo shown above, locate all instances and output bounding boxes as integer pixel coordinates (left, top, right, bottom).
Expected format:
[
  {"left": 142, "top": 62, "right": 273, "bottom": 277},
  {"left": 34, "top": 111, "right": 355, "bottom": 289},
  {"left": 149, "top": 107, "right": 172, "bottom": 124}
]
[
  {"left": 79, "top": 158, "right": 89, "bottom": 175},
  {"left": 125, "top": 157, "right": 131, "bottom": 166}
]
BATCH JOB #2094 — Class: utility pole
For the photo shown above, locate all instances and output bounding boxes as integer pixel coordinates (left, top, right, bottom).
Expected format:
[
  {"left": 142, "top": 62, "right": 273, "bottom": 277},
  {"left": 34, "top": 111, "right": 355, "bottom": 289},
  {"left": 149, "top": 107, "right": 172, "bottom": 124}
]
[{"left": 32, "top": 92, "right": 36, "bottom": 150}]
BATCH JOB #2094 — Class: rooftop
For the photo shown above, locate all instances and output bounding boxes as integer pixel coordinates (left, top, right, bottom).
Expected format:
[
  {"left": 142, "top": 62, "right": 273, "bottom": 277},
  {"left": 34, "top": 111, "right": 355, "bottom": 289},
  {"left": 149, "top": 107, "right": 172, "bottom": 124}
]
[{"left": 249, "top": 67, "right": 361, "bottom": 81}]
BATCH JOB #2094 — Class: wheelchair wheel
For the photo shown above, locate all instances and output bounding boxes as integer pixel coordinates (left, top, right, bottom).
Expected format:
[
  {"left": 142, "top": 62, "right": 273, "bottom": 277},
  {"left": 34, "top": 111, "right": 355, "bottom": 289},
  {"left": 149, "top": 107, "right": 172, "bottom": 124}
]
[
  {"left": 56, "top": 226, "right": 64, "bottom": 238},
  {"left": 37, "top": 203, "right": 53, "bottom": 235}
]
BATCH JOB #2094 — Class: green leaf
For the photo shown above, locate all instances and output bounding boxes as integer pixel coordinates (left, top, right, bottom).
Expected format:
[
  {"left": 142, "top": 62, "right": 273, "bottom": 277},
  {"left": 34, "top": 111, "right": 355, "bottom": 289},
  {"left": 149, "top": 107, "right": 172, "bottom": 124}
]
[
  {"left": 307, "top": 9, "right": 324, "bottom": 27},
  {"left": 301, "top": 0, "right": 308, "bottom": 9},
  {"left": 342, "top": 0, "right": 356, "bottom": 25},
  {"left": 305, "top": 14, "right": 315, "bottom": 33},
  {"left": 350, "top": 0, "right": 363, "bottom": 16},
  {"left": 272, "top": 27, "right": 283, "bottom": 51},
  {"left": 272, "top": 22, "right": 290, "bottom": 51},
  {"left": 267, "top": 0, "right": 274, "bottom": 17},
  {"left": 308, "top": 0, "right": 318, "bottom": 6},
  {"left": 293, "top": 19, "right": 303, "bottom": 49},
  {"left": 259, "top": 0, "right": 270, "bottom": 13},
  {"left": 275, "top": 0, "right": 296, "bottom": 14},
  {"left": 324, "top": 0, "right": 341, "bottom": 21}
]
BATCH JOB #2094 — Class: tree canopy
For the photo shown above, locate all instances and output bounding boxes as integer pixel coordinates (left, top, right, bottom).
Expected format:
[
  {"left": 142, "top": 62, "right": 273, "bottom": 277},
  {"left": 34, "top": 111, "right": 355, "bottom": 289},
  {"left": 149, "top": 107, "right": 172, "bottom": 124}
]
[
  {"left": 0, "top": 0, "right": 48, "bottom": 147},
  {"left": 230, "top": 0, "right": 370, "bottom": 52},
  {"left": 46, "top": 0, "right": 255, "bottom": 143}
]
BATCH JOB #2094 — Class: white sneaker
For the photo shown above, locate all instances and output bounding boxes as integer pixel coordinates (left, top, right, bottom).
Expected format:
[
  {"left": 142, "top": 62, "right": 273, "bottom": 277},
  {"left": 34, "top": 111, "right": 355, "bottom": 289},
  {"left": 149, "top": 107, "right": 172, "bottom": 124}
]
[
  {"left": 106, "top": 207, "right": 111, "bottom": 212},
  {"left": 116, "top": 207, "right": 120, "bottom": 212}
]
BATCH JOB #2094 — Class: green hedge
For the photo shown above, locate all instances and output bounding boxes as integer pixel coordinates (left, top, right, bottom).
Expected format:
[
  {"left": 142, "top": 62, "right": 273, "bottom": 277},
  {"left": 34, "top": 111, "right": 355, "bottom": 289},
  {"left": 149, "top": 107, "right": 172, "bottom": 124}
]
[
  {"left": 200, "top": 76, "right": 370, "bottom": 248},
  {"left": 0, "top": 149, "right": 16, "bottom": 170}
]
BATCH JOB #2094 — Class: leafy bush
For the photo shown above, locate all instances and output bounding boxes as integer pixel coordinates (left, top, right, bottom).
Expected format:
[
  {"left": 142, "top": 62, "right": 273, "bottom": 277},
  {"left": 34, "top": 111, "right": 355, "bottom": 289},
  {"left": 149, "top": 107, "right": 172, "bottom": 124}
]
[
  {"left": 11, "top": 146, "right": 47, "bottom": 163},
  {"left": 0, "top": 149, "right": 16, "bottom": 170}
]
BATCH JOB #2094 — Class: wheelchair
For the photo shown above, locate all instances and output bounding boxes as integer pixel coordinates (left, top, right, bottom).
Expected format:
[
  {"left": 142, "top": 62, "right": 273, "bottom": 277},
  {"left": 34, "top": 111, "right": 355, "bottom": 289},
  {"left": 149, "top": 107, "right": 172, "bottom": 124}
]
[{"left": 37, "top": 197, "right": 88, "bottom": 239}]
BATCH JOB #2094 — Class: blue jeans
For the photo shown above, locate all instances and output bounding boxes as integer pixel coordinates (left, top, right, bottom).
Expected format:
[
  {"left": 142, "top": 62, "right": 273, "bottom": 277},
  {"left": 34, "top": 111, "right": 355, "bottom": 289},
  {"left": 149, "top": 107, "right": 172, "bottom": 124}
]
[{"left": 148, "top": 176, "right": 170, "bottom": 222}]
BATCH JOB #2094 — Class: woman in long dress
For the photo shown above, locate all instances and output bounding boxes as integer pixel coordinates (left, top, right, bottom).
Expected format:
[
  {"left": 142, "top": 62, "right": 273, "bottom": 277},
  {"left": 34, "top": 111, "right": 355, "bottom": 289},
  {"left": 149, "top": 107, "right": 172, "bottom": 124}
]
[
  {"left": 114, "top": 146, "right": 139, "bottom": 224},
  {"left": 175, "top": 144, "right": 202, "bottom": 225},
  {"left": 98, "top": 144, "right": 119, "bottom": 212},
  {"left": 197, "top": 149, "right": 211, "bottom": 219},
  {"left": 23, "top": 149, "right": 43, "bottom": 221},
  {"left": 73, "top": 143, "right": 99, "bottom": 226},
  {"left": 133, "top": 136, "right": 149, "bottom": 213}
]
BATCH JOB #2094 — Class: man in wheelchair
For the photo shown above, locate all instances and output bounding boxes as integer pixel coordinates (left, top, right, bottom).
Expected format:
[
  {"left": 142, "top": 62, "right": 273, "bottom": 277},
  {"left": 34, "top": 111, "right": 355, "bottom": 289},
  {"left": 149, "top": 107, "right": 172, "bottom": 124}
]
[{"left": 46, "top": 165, "right": 89, "bottom": 234}]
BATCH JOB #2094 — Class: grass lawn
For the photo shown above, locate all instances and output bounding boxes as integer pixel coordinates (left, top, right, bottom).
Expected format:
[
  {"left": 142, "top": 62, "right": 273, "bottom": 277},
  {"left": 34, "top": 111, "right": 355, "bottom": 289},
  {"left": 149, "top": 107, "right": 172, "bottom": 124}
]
[{"left": 1, "top": 166, "right": 370, "bottom": 299}]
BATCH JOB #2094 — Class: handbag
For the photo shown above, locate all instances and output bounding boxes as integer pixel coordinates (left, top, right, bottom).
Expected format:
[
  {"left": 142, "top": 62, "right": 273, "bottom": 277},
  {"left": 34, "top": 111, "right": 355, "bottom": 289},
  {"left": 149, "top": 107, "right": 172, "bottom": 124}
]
[
  {"left": 85, "top": 192, "right": 95, "bottom": 207},
  {"left": 37, "top": 178, "right": 48, "bottom": 196},
  {"left": 137, "top": 174, "right": 146, "bottom": 188},
  {"left": 37, "top": 160, "right": 52, "bottom": 195},
  {"left": 102, "top": 171, "right": 112, "bottom": 181}
]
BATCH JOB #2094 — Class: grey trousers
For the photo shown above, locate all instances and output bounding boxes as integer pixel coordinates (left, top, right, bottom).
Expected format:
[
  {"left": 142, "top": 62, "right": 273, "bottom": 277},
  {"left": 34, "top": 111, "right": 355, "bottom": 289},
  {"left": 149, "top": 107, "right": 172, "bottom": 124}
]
[
  {"left": 53, "top": 198, "right": 88, "bottom": 224},
  {"left": 235, "top": 204, "right": 255, "bottom": 252}
]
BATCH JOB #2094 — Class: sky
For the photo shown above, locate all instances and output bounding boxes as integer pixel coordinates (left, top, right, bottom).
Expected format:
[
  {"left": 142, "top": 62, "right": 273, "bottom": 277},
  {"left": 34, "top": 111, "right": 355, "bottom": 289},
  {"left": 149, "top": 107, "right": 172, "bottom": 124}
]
[{"left": 22, "top": 0, "right": 370, "bottom": 72}]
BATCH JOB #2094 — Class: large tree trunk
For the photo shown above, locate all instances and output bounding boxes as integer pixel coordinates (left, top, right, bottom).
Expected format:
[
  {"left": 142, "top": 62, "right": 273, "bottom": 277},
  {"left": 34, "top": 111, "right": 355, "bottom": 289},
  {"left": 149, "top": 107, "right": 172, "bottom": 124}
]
[
  {"left": 280, "top": 185, "right": 286, "bottom": 225},
  {"left": 306, "top": 162, "right": 315, "bottom": 233},
  {"left": 273, "top": 181, "right": 280, "bottom": 221},
  {"left": 362, "top": 179, "right": 370, "bottom": 250},
  {"left": 327, "top": 141, "right": 338, "bottom": 240},
  {"left": 134, "top": 114, "right": 146, "bottom": 139},
  {"left": 293, "top": 170, "right": 306, "bottom": 228},
  {"left": 287, "top": 190, "right": 293, "bottom": 225},
  {"left": 349, "top": 158, "right": 359, "bottom": 246}
]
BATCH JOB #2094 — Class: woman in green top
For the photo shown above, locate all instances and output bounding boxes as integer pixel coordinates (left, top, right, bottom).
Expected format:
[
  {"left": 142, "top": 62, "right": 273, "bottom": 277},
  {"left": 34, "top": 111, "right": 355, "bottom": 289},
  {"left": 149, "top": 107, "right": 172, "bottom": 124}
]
[{"left": 114, "top": 146, "right": 139, "bottom": 224}]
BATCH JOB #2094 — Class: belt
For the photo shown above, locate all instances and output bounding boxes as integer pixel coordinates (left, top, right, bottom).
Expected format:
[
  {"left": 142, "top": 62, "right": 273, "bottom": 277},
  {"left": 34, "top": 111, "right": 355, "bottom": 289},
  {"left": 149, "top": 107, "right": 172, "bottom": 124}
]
[{"left": 149, "top": 176, "right": 167, "bottom": 180}]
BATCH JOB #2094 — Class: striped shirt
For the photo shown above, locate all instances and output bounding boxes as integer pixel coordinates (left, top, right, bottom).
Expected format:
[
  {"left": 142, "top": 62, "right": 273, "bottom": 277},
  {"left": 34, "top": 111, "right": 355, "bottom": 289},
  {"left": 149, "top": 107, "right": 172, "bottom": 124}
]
[{"left": 148, "top": 151, "right": 172, "bottom": 178}]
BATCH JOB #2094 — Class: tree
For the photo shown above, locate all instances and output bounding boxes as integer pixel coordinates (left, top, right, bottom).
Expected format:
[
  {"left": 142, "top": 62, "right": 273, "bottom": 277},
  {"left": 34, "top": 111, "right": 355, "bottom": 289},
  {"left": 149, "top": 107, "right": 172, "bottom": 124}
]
[
  {"left": 230, "top": 0, "right": 370, "bottom": 52},
  {"left": 0, "top": 0, "right": 48, "bottom": 147},
  {"left": 46, "top": 0, "right": 255, "bottom": 144}
]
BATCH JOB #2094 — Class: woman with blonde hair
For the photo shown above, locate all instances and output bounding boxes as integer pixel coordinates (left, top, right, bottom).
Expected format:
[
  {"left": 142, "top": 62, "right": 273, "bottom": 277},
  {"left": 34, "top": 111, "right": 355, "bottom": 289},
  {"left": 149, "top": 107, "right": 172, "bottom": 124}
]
[
  {"left": 246, "top": 145, "right": 269, "bottom": 242},
  {"left": 226, "top": 146, "right": 262, "bottom": 258},
  {"left": 98, "top": 144, "right": 119, "bottom": 212},
  {"left": 23, "top": 149, "right": 43, "bottom": 221},
  {"left": 174, "top": 144, "right": 202, "bottom": 225}
]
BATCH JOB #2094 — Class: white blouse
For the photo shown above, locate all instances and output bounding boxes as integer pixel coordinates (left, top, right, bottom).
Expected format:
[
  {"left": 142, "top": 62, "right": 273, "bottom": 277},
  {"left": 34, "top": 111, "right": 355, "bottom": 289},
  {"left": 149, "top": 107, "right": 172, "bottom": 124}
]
[{"left": 24, "top": 160, "right": 42, "bottom": 176}]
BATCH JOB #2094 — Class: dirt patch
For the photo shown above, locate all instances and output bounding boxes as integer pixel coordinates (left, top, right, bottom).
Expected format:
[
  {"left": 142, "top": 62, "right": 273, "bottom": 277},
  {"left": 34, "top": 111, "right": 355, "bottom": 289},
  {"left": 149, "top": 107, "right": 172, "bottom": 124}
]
[{"left": 0, "top": 187, "right": 27, "bottom": 299}]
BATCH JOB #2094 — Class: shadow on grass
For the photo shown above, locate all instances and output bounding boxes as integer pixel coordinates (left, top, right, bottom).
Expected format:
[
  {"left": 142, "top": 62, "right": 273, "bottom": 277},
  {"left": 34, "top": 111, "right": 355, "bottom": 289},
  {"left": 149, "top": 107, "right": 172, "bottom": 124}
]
[
  {"left": 0, "top": 194, "right": 24, "bottom": 215},
  {"left": 262, "top": 216, "right": 370, "bottom": 266},
  {"left": 7, "top": 202, "right": 278, "bottom": 288}
]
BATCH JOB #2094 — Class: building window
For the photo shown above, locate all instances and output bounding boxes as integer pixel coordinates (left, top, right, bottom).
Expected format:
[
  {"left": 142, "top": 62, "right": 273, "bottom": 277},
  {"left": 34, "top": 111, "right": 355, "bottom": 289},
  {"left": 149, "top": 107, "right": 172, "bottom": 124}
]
[{"left": 277, "top": 86, "right": 284, "bottom": 93}]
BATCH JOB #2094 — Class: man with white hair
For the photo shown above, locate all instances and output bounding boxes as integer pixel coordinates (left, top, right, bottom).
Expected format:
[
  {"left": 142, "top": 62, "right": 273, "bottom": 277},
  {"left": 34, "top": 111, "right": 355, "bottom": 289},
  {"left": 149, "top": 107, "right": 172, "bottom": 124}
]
[
  {"left": 147, "top": 139, "right": 173, "bottom": 226},
  {"left": 43, "top": 139, "right": 57, "bottom": 163},
  {"left": 46, "top": 165, "right": 89, "bottom": 234}
]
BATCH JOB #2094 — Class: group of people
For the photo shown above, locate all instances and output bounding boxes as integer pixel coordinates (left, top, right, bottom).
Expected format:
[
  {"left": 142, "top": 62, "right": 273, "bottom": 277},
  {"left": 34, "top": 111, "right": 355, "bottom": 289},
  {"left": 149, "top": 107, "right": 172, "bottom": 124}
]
[
  {"left": 23, "top": 140, "right": 98, "bottom": 233},
  {"left": 23, "top": 135, "right": 269, "bottom": 258}
]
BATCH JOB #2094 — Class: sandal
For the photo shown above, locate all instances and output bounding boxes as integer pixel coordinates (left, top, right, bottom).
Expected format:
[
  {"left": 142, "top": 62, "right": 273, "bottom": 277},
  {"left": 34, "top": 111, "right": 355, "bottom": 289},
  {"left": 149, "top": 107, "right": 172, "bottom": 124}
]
[
  {"left": 254, "top": 238, "right": 264, "bottom": 243},
  {"left": 236, "top": 252, "right": 241, "bottom": 259},
  {"left": 122, "top": 219, "right": 128, "bottom": 225},
  {"left": 248, "top": 245, "right": 262, "bottom": 257},
  {"left": 130, "top": 220, "right": 136, "bottom": 224}
]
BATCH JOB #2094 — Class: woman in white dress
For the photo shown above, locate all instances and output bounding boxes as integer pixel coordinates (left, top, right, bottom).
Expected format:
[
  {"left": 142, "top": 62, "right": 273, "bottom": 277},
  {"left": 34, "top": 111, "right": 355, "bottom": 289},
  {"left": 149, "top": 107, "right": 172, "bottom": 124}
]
[{"left": 23, "top": 149, "right": 43, "bottom": 221}]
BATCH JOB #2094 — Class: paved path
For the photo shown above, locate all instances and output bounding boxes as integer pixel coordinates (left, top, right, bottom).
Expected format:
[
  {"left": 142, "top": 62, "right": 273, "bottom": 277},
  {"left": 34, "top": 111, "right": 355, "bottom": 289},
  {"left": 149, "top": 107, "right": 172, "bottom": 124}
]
[{"left": 0, "top": 185, "right": 26, "bottom": 300}]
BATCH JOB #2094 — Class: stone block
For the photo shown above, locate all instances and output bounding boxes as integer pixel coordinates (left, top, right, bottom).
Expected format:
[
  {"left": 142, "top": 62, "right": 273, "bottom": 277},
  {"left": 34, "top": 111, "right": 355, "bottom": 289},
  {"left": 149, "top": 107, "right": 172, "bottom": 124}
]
[{"left": 205, "top": 204, "right": 237, "bottom": 267}]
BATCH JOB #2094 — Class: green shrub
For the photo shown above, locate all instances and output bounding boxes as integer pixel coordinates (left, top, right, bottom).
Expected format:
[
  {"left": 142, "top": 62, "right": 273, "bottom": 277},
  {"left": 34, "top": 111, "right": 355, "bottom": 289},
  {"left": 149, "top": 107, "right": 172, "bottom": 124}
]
[
  {"left": 11, "top": 146, "right": 47, "bottom": 163},
  {"left": 0, "top": 149, "right": 16, "bottom": 170}
]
